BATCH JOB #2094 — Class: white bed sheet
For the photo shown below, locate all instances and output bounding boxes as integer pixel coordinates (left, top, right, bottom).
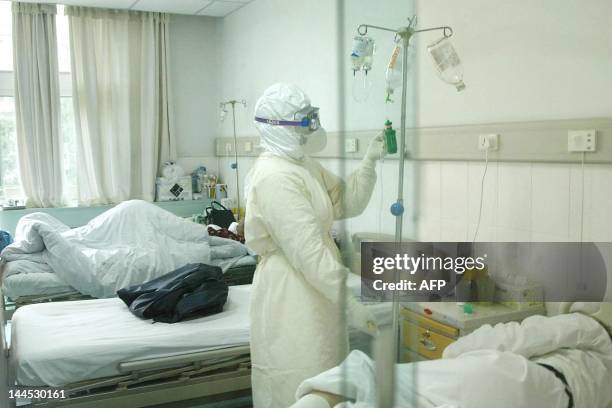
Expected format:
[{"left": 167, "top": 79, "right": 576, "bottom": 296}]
[
  {"left": 11, "top": 277, "right": 389, "bottom": 388},
  {"left": 2, "top": 272, "right": 75, "bottom": 300},
  {"left": 11, "top": 285, "right": 251, "bottom": 386}
]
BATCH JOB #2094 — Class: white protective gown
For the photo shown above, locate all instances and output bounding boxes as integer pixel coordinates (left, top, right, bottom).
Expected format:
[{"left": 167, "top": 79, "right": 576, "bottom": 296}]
[{"left": 245, "top": 152, "right": 377, "bottom": 407}]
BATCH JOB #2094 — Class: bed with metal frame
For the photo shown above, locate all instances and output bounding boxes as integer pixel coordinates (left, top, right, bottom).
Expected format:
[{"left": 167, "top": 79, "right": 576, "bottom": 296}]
[
  {"left": 0, "top": 201, "right": 257, "bottom": 323},
  {"left": 0, "top": 285, "right": 253, "bottom": 408}
]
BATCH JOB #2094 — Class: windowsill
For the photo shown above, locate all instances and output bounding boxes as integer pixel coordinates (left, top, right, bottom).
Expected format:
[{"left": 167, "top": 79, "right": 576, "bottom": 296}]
[
  {"left": 0, "top": 199, "right": 213, "bottom": 235},
  {"left": 1, "top": 199, "right": 212, "bottom": 211}
]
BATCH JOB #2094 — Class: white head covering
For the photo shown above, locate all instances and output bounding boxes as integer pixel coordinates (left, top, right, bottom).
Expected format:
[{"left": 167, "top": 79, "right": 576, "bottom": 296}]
[{"left": 254, "top": 83, "right": 326, "bottom": 160}]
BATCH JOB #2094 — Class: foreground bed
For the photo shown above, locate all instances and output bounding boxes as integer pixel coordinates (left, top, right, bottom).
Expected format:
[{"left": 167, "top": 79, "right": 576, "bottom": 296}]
[
  {"left": 2, "top": 285, "right": 252, "bottom": 407},
  {"left": 1, "top": 277, "right": 389, "bottom": 407}
]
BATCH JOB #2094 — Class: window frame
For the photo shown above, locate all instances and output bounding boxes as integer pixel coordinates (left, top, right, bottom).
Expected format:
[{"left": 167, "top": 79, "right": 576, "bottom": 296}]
[
  {"left": 0, "top": 72, "right": 74, "bottom": 204},
  {"left": 0, "top": 5, "right": 76, "bottom": 205}
]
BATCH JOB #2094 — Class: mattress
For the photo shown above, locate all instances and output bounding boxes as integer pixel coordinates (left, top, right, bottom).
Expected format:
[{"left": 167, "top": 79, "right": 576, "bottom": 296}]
[
  {"left": 11, "top": 285, "right": 251, "bottom": 386},
  {"left": 2, "top": 272, "right": 76, "bottom": 300},
  {"left": 11, "top": 277, "right": 388, "bottom": 387},
  {"left": 2, "top": 255, "right": 257, "bottom": 301}
]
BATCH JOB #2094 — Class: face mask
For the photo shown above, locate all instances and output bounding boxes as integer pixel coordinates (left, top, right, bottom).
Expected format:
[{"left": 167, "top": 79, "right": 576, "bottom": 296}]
[{"left": 302, "top": 128, "right": 327, "bottom": 155}]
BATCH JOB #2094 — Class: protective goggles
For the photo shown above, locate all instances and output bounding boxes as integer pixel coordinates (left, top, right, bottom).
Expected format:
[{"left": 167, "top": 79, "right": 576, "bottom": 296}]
[{"left": 255, "top": 106, "right": 320, "bottom": 132}]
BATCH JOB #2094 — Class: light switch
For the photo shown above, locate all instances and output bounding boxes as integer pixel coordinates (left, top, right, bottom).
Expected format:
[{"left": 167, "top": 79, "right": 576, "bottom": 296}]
[{"left": 245, "top": 141, "right": 253, "bottom": 152}]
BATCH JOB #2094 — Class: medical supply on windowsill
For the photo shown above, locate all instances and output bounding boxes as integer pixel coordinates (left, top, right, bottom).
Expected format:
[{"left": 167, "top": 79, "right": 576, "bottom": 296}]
[
  {"left": 191, "top": 166, "right": 208, "bottom": 193},
  {"left": 1, "top": 199, "right": 26, "bottom": 210},
  {"left": 156, "top": 176, "right": 192, "bottom": 201}
]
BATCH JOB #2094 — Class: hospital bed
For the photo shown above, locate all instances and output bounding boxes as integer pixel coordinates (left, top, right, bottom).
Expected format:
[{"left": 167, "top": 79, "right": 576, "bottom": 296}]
[
  {"left": 0, "top": 200, "right": 258, "bottom": 319},
  {"left": 0, "top": 276, "right": 387, "bottom": 407},
  {"left": 0, "top": 257, "right": 257, "bottom": 320},
  {"left": 1, "top": 285, "right": 252, "bottom": 408}
]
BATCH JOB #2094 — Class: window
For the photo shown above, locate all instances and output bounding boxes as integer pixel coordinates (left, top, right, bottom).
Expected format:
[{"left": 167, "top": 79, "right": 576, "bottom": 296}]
[
  {"left": 0, "top": 3, "right": 77, "bottom": 205},
  {"left": 57, "top": 6, "right": 77, "bottom": 204},
  {"left": 0, "top": 1, "right": 12, "bottom": 72},
  {"left": 0, "top": 97, "right": 19, "bottom": 199}
]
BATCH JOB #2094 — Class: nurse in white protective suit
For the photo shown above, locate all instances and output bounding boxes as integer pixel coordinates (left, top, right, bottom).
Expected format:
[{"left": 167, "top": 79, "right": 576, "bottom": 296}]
[{"left": 244, "top": 83, "right": 385, "bottom": 407}]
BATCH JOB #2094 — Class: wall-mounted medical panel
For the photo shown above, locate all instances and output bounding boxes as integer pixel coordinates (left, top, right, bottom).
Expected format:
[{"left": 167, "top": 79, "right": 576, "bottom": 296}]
[{"left": 215, "top": 117, "right": 612, "bottom": 163}]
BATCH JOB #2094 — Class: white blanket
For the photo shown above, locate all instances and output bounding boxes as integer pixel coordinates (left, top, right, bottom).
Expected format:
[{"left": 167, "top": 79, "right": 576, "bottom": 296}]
[
  {"left": 1, "top": 200, "right": 248, "bottom": 298},
  {"left": 296, "top": 313, "right": 612, "bottom": 408}
]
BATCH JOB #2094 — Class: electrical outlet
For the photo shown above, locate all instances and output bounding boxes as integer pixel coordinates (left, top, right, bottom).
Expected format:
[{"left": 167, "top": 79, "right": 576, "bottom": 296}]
[
  {"left": 478, "top": 134, "right": 499, "bottom": 151},
  {"left": 568, "top": 130, "right": 596, "bottom": 152},
  {"left": 345, "top": 138, "right": 358, "bottom": 153}
]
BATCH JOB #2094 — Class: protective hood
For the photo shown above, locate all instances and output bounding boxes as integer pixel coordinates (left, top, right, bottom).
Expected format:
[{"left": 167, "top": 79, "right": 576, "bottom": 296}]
[{"left": 254, "top": 83, "right": 324, "bottom": 160}]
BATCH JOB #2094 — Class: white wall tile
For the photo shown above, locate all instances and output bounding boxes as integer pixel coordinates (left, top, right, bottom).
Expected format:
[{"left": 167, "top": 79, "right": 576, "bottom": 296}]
[
  {"left": 416, "top": 161, "right": 441, "bottom": 219},
  {"left": 467, "top": 224, "right": 496, "bottom": 242},
  {"left": 586, "top": 164, "right": 612, "bottom": 241},
  {"left": 497, "top": 163, "right": 532, "bottom": 231},
  {"left": 467, "top": 161, "right": 498, "bottom": 228},
  {"left": 568, "top": 163, "right": 585, "bottom": 241},
  {"left": 440, "top": 219, "right": 469, "bottom": 241},
  {"left": 496, "top": 227, "right": 531, "bottom": 242},
  {"left": 417, "top": 216, "right": 441, "bottom": 242},
  {"left": 440, "top": 162, "right": 468, "bottom": 222},
  {"left": 530, "top": 232, "right": 569, "bottom": 242},
  {"left": 530, "top": 163, "right": 570, "bottom": 237}
]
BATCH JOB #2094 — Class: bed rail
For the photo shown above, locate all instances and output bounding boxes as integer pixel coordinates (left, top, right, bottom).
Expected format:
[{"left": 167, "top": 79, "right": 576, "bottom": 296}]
[
  {"left": 13, "top": 292, "right": 91, "bottom": 308},
  {"left": 0, "top": 286, "right": 10, "bottom": 408},
  {"left": 29, "top": 346, "right": 251, "bottom": 407}
]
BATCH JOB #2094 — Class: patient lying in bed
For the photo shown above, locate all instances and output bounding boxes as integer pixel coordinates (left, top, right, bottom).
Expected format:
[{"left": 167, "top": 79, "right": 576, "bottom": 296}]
[{"left": 291, "top": 313, "right": 612, "bottom": 408}]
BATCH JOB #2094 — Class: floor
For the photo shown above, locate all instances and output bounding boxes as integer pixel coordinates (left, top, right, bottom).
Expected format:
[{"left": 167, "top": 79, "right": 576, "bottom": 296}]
[{"left": 154, "top": 395, "right": 252, "bottom": 408}]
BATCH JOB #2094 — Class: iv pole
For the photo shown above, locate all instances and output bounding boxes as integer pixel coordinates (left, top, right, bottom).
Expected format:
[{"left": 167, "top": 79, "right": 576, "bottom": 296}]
[
  {"left": 220, "top": 99, "right": 247, "bottom": 221},
  {"left": 354, "top": 17, "right": 453, "bottom": 406}
]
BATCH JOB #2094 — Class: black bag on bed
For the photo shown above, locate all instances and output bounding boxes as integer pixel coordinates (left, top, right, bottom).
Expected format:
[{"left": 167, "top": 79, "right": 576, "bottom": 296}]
[
  {"left": 117, "top": 263, "right": 229, "bottom": 323},
  {"left": 204, "top": 200, "right": 236, "bottom": 229}
]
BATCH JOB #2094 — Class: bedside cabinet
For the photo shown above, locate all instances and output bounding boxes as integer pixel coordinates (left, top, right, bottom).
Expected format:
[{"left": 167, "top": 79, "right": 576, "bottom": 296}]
[{"left": 400, "top": 302, "right": 546, "bottom": 362}]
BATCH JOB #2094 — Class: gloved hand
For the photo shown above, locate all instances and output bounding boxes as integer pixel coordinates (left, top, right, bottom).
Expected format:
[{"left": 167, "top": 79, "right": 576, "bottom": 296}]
[
  {"left": 363, "top": 132, "right": 386, "bottom": 163},
  {"left": 346, "top": 294, "right": 378, "bottom": 336}
]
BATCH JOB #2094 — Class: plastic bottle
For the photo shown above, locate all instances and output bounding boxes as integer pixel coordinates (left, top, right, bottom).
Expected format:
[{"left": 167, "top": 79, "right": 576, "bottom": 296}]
[
  {"left": 427, "top": 37, "right": 466, "bottom": 91},
  {"left": 383, "top": 120, "right": 397, "bottom": 154},
  {"left": 350, "top": 35, "right": 375, "bottom": 74},
  {"left": 361, "top": 38, "right": 374, "bottom": 72},
  {"left": 385, "top": 43, "right": 403, "bottom": 102}
]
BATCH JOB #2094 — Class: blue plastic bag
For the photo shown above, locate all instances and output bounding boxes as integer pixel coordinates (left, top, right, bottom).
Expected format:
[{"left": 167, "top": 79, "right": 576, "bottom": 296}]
[{"left": 0, "top": 230, "right": 13, "bottom": 252}]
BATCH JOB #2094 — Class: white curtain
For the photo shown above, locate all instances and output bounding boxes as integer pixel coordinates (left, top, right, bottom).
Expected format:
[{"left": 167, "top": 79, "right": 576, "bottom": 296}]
[
  {"left": 67, "top": 7, "right": 174, "bottom": 205},
  {"left": 12, "top": 3, "right": 63, "bottom": 208}
]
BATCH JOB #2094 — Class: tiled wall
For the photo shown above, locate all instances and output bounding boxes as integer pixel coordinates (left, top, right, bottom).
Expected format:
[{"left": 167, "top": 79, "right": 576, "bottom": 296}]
[
  {"left": 416, "top": 161, "right": 612, "bottom": 243},
  {"left": 217, "top": 156, "right": 612, "bottom": 243}
]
